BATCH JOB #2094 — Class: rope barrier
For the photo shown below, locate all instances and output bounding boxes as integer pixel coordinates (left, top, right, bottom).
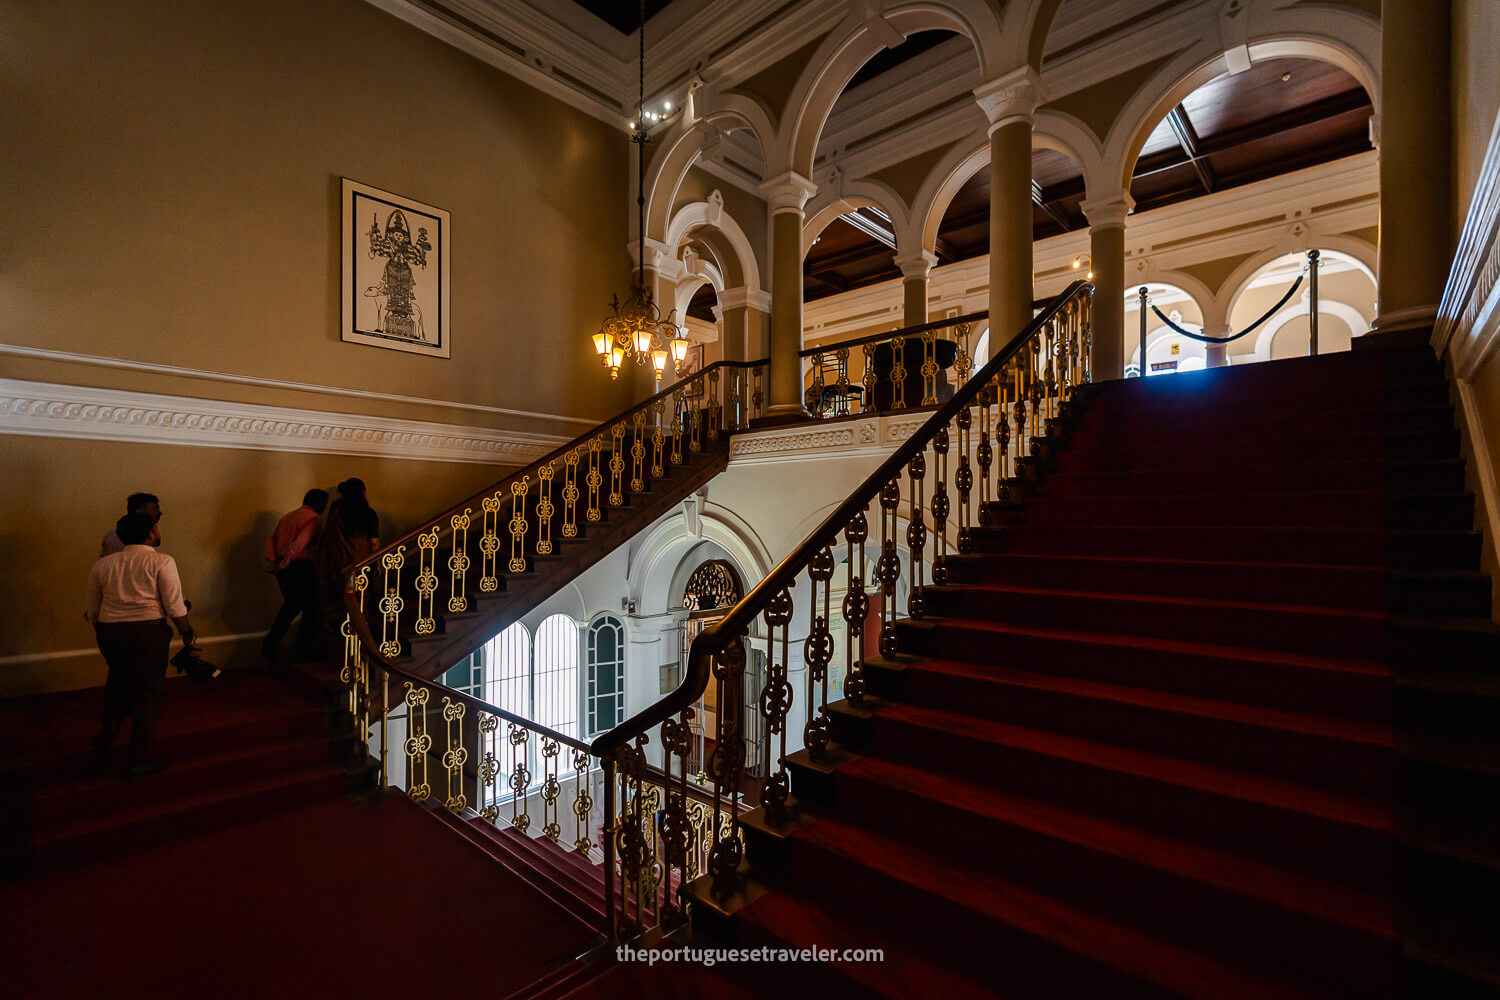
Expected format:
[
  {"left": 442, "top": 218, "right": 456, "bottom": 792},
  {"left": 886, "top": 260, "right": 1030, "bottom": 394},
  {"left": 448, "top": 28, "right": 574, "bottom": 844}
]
[{"left": 1147, "top": 272, "right": 1305, "bottom": 344}]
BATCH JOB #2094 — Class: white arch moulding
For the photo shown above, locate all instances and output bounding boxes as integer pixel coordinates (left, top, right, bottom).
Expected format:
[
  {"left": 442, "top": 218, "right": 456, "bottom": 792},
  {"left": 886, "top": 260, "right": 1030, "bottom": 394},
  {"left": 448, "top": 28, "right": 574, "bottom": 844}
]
[
  {"left": 1252, "top": 296, "right": 1372, "bottom": 362},
  {"left": 1101, "top": 7, "right": 1381, "bottom": 192},
  {"left": 1219, "top": 239, "right": 1378, "bottom": 330},
  {"left": 780, "top": 1, "right": 1007, "bottom": 181},
  {"left": 664, "top": 191, "right": 764, "bottom": 293},
  {"left": 643, "top": 94, "right": 777, "bottom": 250},
  {"left": 803, "top": 177, "right": 914, "bottom": 259},
  {"left": 626, "top": 501, "right": 773, "bottom": 618}
]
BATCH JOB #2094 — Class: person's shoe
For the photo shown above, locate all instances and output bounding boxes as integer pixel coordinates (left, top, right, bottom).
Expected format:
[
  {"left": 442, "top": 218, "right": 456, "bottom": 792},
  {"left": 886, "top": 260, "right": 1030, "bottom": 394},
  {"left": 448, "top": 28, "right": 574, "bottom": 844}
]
[
  {"left": 89, "top": 728, "right": 119, "bottom": 749},
  {"left": 127, "top": 761, "right": 170, "bottom": 780}
]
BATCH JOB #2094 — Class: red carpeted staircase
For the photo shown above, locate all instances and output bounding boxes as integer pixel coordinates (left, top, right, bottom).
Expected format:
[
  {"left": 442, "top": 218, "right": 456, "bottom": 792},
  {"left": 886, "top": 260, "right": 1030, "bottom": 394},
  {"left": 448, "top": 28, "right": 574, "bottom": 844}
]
[{"left": 690, "top": 333, "right": 1500, "bottom": 998}]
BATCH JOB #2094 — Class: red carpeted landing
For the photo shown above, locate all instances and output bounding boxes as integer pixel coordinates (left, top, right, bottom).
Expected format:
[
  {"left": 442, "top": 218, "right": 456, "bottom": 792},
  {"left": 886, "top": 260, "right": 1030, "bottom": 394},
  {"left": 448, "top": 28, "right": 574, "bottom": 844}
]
[{"left": 0, "top": 793, "right": 596, "bottom": 999}]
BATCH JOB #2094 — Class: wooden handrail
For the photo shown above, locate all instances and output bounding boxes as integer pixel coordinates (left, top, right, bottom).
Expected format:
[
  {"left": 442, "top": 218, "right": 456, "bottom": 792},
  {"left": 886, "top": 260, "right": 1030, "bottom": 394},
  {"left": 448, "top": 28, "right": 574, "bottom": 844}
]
[{"left": 591, "top": 281, "right": 1093, "bottom": 756}]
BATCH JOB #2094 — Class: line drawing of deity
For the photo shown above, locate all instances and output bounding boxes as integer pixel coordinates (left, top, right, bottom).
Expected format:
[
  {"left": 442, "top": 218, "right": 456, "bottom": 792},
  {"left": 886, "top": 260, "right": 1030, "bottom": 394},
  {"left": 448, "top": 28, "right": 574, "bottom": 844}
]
[{"left": 364, "top": 209, "right": 432, "bottom": 342}]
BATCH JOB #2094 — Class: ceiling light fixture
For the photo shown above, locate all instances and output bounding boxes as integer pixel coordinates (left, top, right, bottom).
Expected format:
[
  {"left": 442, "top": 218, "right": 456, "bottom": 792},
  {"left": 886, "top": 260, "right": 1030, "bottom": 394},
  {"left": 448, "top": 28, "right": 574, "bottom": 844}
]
[{"left": 590, "top": 0, "right": 688, "bottom": 382}]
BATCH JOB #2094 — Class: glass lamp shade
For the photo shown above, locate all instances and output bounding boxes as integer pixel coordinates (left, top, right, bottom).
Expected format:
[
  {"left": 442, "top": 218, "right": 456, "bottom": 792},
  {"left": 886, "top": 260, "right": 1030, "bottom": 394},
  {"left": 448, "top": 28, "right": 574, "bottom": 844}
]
[
  {"left": 671, "top": 337, "right": 689, "bottom": 362},
  {"left": 634, "top": 328, "right": 653, "bottom": 354},
  {"left": 592, "top": 331, "right": 610, "bottom": 356},
  {"left": 652, "top": 349, "right": 668, "bottom": 373}
]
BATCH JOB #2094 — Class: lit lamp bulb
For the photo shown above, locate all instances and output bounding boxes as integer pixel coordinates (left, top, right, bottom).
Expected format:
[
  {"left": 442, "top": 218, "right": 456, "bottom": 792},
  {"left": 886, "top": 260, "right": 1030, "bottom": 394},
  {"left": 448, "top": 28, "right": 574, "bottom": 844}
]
[
  {"left": 1086, "top": 270, "right": 1094, "bottom": 280},
  {"left": 634, "top": 328, "right": 653, "bottom": 354},
  {"left": 608, "top": 345, "right": 625, "bottom": 377},
  {"left": 592, "top": 331, "right": 610, "bottom": 358},
  {"left": 671, "top": 336, "right": 689, "bottom": 372},
  {"left": 652, "top": 349, "right": 668, "bottom": 375},
  {"left": 1072, "top": 257, "right": 1082, "bottom": 269}
]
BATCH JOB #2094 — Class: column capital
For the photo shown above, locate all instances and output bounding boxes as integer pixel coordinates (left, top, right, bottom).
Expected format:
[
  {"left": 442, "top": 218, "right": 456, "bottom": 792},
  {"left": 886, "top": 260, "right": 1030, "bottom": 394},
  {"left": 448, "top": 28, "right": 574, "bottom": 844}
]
[
  {"left": 759, "top": 171, "right": 818, "bottom": 215},
  {"left": 627, "top": 236, "right": 678, "bottom": 276},
  {"left": 973, "top": 67, "right": 1043, "bottom": 133},
  {"left": 1081, "top": 192, "right": 1135, "bottom": 231},
  {"left": 893, "top": 249, "right": 939, "bottom": 282},
  {"left": 718, "top": 286, "right": 772, "bottom": 312}
]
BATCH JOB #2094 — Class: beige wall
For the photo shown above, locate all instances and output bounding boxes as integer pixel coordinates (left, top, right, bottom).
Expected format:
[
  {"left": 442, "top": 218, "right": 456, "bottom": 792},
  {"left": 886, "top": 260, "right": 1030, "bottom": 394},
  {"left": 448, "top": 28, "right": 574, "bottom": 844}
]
[
  {"left": 0, "top": 0, "right": 642, "bottom": 693},
  {"left": 0, "top": 434, "right": 507, "bottom": 695},
  {"left": 0, "top": 0, "right": 633, "bottom": 423},
  {"left": 1451, "top": 0, "right": 1500, "bottom": 235}
]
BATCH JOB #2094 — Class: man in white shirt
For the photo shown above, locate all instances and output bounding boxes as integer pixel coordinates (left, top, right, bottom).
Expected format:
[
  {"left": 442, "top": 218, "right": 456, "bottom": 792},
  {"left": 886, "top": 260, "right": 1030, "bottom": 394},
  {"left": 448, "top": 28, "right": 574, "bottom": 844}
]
[{"left": 85, "top": 511, "right": 201, "bottom": 778}]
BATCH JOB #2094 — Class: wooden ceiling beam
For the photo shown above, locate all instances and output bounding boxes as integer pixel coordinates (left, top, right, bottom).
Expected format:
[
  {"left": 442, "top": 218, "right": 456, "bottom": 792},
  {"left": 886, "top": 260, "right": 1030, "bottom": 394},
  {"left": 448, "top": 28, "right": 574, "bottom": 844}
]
[{"left": 1166, "top": 104, "right": 1216, "bottom": 194}]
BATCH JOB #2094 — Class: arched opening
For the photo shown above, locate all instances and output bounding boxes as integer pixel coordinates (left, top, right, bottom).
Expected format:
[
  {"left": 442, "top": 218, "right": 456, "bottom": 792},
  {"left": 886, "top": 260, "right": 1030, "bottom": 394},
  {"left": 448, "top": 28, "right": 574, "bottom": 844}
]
[
  {"left": 1125, "top": 283, "right": 1209, "bottom": 377},
  {"left": 1227, "top": 250, "right": 1376, "bottom": 364}
]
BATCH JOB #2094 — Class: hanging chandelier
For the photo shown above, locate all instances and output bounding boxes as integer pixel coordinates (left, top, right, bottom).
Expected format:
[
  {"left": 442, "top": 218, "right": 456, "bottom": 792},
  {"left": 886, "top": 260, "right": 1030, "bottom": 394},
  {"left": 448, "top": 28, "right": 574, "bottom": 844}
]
[{"left": 592, "top": 0, "right": 689, "bottom": 381}]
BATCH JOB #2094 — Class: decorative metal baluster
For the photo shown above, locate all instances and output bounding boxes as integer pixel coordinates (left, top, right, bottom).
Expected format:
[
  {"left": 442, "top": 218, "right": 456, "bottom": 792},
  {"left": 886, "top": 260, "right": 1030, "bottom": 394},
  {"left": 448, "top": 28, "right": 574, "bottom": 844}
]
[
  {"left": 657, "top": 708, "right": 693, "bottom": 926},
  {"left": 509, "top": 723, "right": 531, "bottom": 833},
  {"left": 808, "top": 351, "right": 826, "bottom": 416},
  {"left": 341, "top": 567, "right": 371, "bottom": 749},
  {"left": 891, "top": 335, "right": 907, "bottom": 410},
  {"left": 562, "top": 448, "right": 581, "bottom": 539},
  {"left": 1044, "top": 321, "right": 1058, "bottom": 426},
  {"left": 1015, "top": 354, "right": 1030, "bottom": 468},
  {"left": 709, "top": 638, "right": 747, "bottom": 891},
  {"left": 508, "top": 477, "right": 530, "bottom": 572},
  {"left": 378, "top": 547, "right": 406, "bottom": 658},
  {"left": 835, "top": 347, "right": 851, "bottom": 415},
  {"left": 752, "top": 366, "right": 765, "bottom": 420},
  {"left": 862, "top": 343, "right": 877, "bottom": 413},
  {"left": 907, "top": 449, "right": 928, "bottom": 617},
  {"left": 931, "top": 423, "right": 950, "bottom": 583},
  {"left": 1083, "top": 295, "right": 1094, "bottom": 384},
  {"left": 997, "top": 370, "right": 1013, "bottom": 503},
  {"left": 414, "top": 530, "right": 439, "bottom": 635},
  {"left": 441, "top": 696, "right": 467, "bottom": 812},
  {"left": 479, "top": 713, "right": 500, "bottom": 822},
  {"left": 572, "top": 749, "right": 594, "bottom": 855},
  {"left": 449, "top": 510, "right": 471, "bottom": 611},
  {"left": 805, "top": 547, "right": 835, "bottom": 758},
  {"left": 609, "top": 424, "right": 626, "bottom": 505},
  {"left": 587, "top": 437, "right": 604, "bottom": 522},
  {"left": 921, "top": 330, "right": 939, "bottom": 406},
  {"left": 540, "top": 737, "right": 561, "bottom": 842},
  {"left": 480, "top": 495, "right": 502, "bottom": 589},
  {"left": 651, "top": 400, "right": 665, "bottom": 477},
  {"left": 631, "top": 411, "right": 646, "bottom": 491},
  {"left": 404, "top": 683, "right": 431, "bottom": 802},
  {"left": 843, "top": 510, "right": 870, "bottom": 705},
  {"left": 955, "top": 404, "right": 974, "bottom": 553},
  {"left": 708, "top": 369, "right": 721, "bottom": 441},
  {"left": 976, "top": 380, "right": 994, "bottom": 524},
  {"left": 954, "top": 322, "right": 973, "bottom": 385},
  {"left": 614, "top": 737, "right": 648, "bottom": 935},
  {"left": 1028, "top": 342, "right": 1042, "bottom": 459},
  {"left": 878, "top": 475, "right": 901, "bottom": 656},
  {"left": 760, "top": 594, "right": 793, "bottom": 810},
  {"left": 536, "top": 465, "right": 555, "bottom": 556},
  {"left": 690, "top": 386, "right": 703, "bottom": 453},
  {"left": 670, "top": 391, "right": 685, "bottom": 465}
]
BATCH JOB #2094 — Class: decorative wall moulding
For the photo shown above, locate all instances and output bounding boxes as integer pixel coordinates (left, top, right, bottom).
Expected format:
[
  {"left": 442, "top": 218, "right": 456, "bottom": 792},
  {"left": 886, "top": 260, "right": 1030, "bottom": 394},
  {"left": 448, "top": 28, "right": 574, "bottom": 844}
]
[
  {"left": 0, "top": 378, "right": 567, "bottom": 466},
  {"left": 727, "top": 413, "right": 943, "bottom": 465}
]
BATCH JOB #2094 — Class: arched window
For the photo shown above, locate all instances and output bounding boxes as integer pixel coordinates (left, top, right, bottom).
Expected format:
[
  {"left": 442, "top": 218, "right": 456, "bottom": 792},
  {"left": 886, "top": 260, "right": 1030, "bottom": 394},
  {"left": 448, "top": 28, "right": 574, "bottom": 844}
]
[
  {"left": 586, "top": 614, "right": 626, "bottom": 736},
  {"left": 482, "top": 621, "right": 531, "bottom": 720},
  {"left": 533, "top": 614, "right": 579, "bottom": 743}
]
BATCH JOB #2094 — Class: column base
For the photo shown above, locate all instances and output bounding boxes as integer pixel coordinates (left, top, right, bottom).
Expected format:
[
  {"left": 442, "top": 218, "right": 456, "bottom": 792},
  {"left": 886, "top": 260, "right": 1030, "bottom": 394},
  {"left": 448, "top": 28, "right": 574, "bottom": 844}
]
[
  {"left": 752, "top": 405, "right": 814, "bottom": 428},
  {"left": 1372, "top": 304, "right": 1439, "bottom": 335}
]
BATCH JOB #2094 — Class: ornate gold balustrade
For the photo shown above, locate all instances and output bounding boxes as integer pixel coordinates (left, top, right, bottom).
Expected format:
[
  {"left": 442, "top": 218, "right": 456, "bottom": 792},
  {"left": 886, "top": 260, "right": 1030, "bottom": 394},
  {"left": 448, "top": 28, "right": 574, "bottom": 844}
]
[
  {"left": 800, "top": 311, "right": 985, "bottom": 418},
  {"left": 592, "top": 282, "right": 1094, "bottom": 920}
]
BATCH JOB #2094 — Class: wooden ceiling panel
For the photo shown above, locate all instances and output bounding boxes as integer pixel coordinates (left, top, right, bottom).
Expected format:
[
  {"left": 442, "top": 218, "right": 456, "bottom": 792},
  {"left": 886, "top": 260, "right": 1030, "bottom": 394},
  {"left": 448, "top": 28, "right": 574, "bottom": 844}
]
[
  {"left": 1181, "top": 58, "right": 1367, "bottom": 139},
  {"left": 566, "top": 0, "right": 672, "bottom": 35}
]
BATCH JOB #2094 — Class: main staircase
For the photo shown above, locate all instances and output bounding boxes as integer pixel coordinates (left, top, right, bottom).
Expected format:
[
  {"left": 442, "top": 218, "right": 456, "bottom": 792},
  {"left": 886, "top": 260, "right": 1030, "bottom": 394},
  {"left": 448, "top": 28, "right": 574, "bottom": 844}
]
[{"left": 685, "top": 329, "right": 1499, "bottom": 998}]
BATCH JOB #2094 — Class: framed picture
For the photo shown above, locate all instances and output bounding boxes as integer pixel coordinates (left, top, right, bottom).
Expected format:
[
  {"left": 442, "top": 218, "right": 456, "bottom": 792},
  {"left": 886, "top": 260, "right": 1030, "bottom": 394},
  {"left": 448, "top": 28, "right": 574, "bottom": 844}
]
[{"left": 341, "top": 178, "right": 451, "bottom": 358}]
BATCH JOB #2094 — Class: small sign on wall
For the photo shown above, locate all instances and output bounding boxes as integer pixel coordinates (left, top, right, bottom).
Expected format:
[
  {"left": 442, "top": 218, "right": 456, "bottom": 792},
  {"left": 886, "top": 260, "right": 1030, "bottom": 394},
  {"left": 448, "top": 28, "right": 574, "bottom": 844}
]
[{"left": 341, "top": 178, "right": 451, "bottom": 358}]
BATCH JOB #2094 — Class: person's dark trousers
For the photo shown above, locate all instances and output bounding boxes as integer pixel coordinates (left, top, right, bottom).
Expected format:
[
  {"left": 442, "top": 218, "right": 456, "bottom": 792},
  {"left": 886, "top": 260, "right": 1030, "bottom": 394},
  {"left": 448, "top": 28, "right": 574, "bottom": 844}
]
[
  {"left": 264, "top": 559, "right": 318, "bottom": 659},
  {"left": 95, "top": 619, "right": 172, "bottom": 767}
]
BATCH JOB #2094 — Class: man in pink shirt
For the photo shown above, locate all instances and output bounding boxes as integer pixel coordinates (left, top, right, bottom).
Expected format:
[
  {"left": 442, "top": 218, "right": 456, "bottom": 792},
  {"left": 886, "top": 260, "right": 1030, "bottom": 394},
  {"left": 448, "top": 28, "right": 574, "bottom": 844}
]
[
  {"left": 261, "top": 488, "right": 328, "bottom": 663},
  {"left": 86, "top": 512, "right": 201, "bottom": 778}
]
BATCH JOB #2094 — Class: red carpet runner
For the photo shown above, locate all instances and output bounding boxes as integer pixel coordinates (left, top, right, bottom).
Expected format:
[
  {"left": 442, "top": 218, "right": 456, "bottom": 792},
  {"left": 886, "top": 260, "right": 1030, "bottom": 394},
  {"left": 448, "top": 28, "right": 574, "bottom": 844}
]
[{"left": 705, "top": 339, "right": 1498, "bottom": 998}]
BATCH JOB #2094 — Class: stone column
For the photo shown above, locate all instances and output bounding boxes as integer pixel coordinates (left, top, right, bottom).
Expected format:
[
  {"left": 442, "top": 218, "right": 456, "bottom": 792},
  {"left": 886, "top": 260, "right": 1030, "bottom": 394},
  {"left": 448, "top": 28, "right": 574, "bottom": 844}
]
[
  {"left": 894, "top": 250, "right": 937, "bottom": 328},
  {"left": 974, "top": 69, "right": 1042, "bottom": 341},
  {"left": 1203, "top": 324, "right": 1230, "bottom": 367},
  {"left": 1080, "top": 193, "right": 1132, "bottom": 381},
  {"left": 1373, "top": 0, "right": 1451, "bottom": 333},
  {"left": 717, "top": 287, "right": 772, "bottom": 362},
  {"left": 760, "top": 171, "right": 818, "bottom": 421}
]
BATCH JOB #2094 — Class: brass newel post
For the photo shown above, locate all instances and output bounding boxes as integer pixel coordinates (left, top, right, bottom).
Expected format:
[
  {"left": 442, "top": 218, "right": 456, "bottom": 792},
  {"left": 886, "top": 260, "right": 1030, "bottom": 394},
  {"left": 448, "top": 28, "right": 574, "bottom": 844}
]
[
  {"left": 1137, "top": 286, "right": 1149, "bottom": 377},
  {"left": 1307, "top": 249, "right": 1320, "bottom": 356}
]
